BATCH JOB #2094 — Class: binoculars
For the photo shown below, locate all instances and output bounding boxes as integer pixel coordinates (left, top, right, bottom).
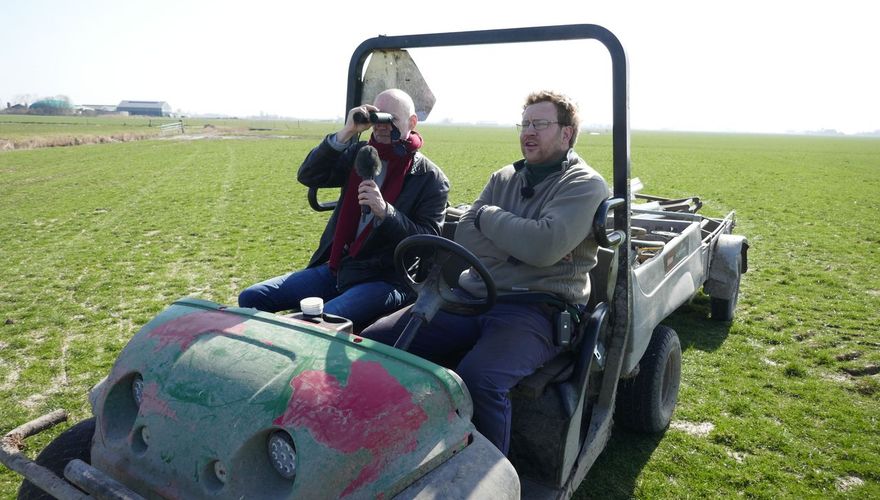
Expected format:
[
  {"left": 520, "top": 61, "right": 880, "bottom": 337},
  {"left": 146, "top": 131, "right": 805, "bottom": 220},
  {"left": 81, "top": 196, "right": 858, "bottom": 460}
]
[{"left": 353, "top": 110, "right": 394, "bottom": 125}]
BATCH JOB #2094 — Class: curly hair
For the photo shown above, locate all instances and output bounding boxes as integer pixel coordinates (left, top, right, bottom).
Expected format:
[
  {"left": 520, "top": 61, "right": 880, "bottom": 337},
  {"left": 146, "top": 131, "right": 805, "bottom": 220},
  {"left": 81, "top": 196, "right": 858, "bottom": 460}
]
[{"left": 523, "top": 90, "right": 580, "bottom": 147}]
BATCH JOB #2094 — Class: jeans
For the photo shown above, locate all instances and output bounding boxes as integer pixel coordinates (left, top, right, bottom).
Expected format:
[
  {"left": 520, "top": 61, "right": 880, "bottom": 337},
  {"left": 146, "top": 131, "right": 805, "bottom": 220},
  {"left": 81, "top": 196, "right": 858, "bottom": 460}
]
[
  {"left": 360, "top": 302, "right": 561, "bottom": 455},
  {"left": 238, "top": 263, "right": 413, "bottom": 330}
]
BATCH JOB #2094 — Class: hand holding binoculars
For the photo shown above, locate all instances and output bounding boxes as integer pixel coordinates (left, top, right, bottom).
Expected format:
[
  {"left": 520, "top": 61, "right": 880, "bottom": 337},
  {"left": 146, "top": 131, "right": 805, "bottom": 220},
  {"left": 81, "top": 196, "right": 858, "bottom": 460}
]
[{"left": 353, "top": 110, "right": 394, "bottom": 125}]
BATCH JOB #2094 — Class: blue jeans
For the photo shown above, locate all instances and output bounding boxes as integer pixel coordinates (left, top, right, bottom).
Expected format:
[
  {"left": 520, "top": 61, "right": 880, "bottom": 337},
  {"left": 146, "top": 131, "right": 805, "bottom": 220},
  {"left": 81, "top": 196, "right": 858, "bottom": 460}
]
[
  {"left": 238, "top": 263, "right": 413, "bottom": 330},
  {"left": 360, "top": 303, "right": 562, "bottom": 455}
]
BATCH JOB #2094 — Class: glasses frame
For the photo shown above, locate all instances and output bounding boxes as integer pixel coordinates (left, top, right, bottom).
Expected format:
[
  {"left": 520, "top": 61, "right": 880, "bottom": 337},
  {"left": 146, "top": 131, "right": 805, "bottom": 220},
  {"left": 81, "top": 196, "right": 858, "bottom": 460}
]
[{"left": 516, "top": 120, "right": 562, "bottom": 132}]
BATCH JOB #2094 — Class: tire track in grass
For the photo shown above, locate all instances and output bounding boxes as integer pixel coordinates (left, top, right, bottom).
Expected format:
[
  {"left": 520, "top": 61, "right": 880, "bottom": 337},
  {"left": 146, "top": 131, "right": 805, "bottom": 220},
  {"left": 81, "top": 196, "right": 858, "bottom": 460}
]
[
  {"left": 162, "top": 140, "right": 238, "bottom": 302},
  {"left": 53, "top": 153, "right": 163, "bottom": 405},
  {"left": 4, "top": 142, "right": 190, "bottom": 411},
  {"left": 168, "top": 139, "right": 290, "bottom": 305}
]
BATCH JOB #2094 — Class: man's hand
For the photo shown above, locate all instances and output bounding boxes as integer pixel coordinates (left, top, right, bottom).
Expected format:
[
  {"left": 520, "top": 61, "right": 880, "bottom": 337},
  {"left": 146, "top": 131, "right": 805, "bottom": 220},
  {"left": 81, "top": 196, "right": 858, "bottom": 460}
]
[
  {"left": 337, "top": 105, "right": 379, "bottom": 143},
  {"left": 358, "top": 180, "right": 387, "bottom": 220}
]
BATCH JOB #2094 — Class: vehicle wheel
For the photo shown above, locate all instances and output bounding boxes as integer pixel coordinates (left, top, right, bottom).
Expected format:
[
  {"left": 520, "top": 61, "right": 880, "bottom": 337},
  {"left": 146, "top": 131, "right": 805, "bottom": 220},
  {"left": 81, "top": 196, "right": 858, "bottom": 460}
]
[
  {"left": 710, "top": 253, "right": 742, "bottom": 322},
  {"left": 615, "top": 326, "right": 681, "bottom": 433},
  {"left": 17, "top": 417, "right": 95, "bottom": 500},
  {"left": 710, "top": 273, "right": 740, "bottom": 321}
]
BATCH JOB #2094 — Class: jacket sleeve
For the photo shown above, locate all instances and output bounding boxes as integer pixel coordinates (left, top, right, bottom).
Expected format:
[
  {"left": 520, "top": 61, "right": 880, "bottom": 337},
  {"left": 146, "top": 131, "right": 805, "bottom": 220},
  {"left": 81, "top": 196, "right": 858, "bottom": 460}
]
[
  {"left": 477, "top": 173, "right": 609, "bottom": 267},
  {"left": 374, "top": 162, "right": 450, "bottom": 245},
  {"left": 454, "top": 174, "right": 510, "bottom": 262},
  {"left": 297, "top": 134, "right": 360, "bottom": 188}
]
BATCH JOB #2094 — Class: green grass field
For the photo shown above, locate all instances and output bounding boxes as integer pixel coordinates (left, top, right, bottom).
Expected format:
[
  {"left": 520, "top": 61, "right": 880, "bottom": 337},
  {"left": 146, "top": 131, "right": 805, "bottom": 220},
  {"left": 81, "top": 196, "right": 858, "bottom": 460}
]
[
  {"left": 1, "top": 119, "right": 878, "bottom": 498},
  {"left": 0, "top": 114, "right": 324, "bottom": 150}
]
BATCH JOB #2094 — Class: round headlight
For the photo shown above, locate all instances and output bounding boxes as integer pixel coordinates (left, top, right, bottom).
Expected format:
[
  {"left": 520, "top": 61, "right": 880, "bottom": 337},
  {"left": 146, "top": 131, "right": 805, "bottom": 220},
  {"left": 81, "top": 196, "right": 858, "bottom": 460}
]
[
  {"left": 267, "top": 431, "right": 297, "bottom": 480},
  {"left": 132, "top": 374, "right": 144, "bottom": 407}
]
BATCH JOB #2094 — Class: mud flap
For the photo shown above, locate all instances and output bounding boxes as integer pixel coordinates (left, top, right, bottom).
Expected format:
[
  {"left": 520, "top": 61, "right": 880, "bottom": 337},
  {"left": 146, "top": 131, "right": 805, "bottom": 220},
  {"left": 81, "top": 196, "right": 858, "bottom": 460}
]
[{"left": 704, "top": 234, "right": 748, "bottom": 301}]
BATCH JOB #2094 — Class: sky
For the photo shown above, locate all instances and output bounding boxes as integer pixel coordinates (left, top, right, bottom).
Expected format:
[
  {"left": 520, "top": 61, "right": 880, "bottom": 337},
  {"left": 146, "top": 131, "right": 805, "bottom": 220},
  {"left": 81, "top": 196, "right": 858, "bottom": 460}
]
[{"left": 2, "top": 0, "right": 878, "bottom": 135}]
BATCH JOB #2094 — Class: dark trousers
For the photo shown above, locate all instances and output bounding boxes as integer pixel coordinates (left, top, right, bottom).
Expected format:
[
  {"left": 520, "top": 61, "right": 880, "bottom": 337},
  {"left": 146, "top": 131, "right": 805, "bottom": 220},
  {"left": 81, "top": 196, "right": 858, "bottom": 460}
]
[{"left": 360, "top": 302, "right": 562, "bottom": 455}]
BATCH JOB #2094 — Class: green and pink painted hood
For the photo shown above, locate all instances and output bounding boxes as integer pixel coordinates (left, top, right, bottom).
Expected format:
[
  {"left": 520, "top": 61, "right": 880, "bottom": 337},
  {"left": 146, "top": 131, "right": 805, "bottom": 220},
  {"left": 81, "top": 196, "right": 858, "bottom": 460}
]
[{"left": 89, "top": 298, "right": 475, "bottom": 499}]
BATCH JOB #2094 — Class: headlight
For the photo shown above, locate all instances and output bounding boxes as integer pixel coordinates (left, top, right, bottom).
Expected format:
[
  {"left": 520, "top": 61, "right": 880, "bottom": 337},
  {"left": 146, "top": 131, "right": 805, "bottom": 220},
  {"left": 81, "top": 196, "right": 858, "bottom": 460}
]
[{"left": 267, "top": 431, "right": 297, "bottom": 480}]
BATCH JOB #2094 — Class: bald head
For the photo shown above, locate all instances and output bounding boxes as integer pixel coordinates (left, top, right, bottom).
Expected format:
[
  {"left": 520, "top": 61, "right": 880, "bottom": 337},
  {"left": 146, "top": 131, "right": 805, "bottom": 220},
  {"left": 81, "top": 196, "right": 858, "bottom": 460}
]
[{"left": 373, "top": 89, "right": 418, "bottom": 139}]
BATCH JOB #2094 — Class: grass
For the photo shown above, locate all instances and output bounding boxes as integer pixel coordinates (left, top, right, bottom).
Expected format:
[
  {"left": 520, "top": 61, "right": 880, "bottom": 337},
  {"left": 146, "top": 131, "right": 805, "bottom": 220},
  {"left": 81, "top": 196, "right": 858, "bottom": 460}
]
[
  {"left": 0, "top": 114, "right": 330, "bottom": 150},
  {"left": 1, "top": 120, "right": 878, "bottom": 498}
]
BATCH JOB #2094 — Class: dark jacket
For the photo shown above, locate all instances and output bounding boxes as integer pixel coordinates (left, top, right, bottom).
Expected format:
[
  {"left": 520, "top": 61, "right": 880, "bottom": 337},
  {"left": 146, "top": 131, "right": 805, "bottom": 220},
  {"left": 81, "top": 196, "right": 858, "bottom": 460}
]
[{"left": 297, "top": 134, "right": 450, "bottom": 290}]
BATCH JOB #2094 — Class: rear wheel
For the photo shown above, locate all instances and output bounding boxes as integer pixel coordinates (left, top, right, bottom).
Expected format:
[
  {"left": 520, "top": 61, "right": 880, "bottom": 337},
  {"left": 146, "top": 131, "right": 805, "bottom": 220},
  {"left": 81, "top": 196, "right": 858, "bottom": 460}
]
[
  {"left": 615, "top": 326, "right": 681, "bottom": 433},
  {"left": 710, "top": 253, "right": 742, "bottom": 321},
  {"left": 710, "top": 278, "right": 739, "bottom": 321},
  {"left": 17, "top": 417, "right": 95, "bottom": 500}
]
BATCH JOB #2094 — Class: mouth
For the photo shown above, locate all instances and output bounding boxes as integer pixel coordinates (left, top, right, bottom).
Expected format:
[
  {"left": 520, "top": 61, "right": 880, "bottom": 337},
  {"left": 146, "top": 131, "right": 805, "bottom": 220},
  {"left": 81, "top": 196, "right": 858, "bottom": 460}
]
[{"left": 373, "top": 131, "right": 392, "bottom": 144}]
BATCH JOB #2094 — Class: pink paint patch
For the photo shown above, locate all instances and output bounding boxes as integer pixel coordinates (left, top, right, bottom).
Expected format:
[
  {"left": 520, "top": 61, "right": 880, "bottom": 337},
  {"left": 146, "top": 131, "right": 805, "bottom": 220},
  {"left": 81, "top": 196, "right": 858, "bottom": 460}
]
[
  {"left": 146, "top": 311, "right": 248, "bottom": 352},
  {"left": 274, "top": 360, "right": 428, "bottom": 496},
  {"left": 139, "top": 381, "right": 178, "bottom": 420}
]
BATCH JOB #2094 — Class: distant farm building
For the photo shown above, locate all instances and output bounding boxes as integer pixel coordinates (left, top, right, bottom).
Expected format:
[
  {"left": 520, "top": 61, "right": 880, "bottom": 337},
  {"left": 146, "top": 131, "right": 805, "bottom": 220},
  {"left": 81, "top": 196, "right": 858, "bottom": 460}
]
[
  {"left": 77, "top": 104, "right": 118, "bottom": 116},
  {"left": 29, "top": 98, "right": 73, "bottom": 115},
  {"left": 4, "top": 103, "right": 28, "bottom": 114},
  {"left": 116, "top": 100, "right": 172, "bottom": 117}
]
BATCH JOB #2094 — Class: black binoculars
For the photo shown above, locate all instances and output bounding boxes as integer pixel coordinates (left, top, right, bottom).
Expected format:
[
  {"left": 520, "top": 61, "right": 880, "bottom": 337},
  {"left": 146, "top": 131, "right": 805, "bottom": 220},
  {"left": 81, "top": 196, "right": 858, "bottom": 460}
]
[{"left": 353, "top": 110, "right": 394, "bottom": 125}]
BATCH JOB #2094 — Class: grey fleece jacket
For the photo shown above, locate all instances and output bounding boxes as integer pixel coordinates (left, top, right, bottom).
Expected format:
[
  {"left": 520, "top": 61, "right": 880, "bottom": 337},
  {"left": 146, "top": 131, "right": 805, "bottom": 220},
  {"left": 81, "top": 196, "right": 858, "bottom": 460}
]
[{"left": 454, "top": 149, "right": 609, "bottom": 305}]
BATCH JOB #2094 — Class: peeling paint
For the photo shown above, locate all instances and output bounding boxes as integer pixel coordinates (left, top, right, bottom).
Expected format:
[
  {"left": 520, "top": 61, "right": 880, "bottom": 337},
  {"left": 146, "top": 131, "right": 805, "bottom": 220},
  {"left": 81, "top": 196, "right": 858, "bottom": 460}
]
[
  {"left": 275, "top": 360, "right": 428, "bottom": 496},
  {"left": 146, "top": 311, "right": 248, "bottom": 352},
  {"left": 140, "top": 381, "right": 178, "bottom": 420}
]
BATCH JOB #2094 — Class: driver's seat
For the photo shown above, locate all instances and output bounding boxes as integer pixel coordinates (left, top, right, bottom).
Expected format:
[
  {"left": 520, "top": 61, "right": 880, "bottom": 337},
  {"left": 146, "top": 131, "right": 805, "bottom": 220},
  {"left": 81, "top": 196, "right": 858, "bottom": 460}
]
[
  {"left": 512, "top": 245, "right": 617, "bottom": 398},
  {"left": 507, "top": 196, "right": 623, "bottom": 489}
]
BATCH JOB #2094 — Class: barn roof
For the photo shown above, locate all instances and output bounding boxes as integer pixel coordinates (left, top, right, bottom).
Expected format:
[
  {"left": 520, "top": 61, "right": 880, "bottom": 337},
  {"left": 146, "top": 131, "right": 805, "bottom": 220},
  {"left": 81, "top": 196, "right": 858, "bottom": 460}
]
[{"left": 118, "top": 100, "right": 171, "bottom": 110}]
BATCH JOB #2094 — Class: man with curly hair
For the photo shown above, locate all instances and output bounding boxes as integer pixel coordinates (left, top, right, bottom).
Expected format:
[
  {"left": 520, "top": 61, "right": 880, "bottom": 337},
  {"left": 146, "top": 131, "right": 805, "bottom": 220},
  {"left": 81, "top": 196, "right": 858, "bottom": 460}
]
[{"left": 362, "top": 90, "right": 609, "bottom": 455}]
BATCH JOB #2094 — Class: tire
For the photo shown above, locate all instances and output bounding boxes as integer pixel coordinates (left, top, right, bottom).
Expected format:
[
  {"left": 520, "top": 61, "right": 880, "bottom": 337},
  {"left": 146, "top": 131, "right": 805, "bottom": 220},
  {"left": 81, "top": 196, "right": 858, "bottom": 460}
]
[
  {"left": 710, "top": 253, "right": 742, "bottom": 322},
  {"left": 710, "top": 281, "right": 738, "bottom": 321},
  {"left": 615, "top": 326, "right": 681, "bottom": 433},
  {"left": 17, "top": 417, "right": 95, "bottom": 500}
]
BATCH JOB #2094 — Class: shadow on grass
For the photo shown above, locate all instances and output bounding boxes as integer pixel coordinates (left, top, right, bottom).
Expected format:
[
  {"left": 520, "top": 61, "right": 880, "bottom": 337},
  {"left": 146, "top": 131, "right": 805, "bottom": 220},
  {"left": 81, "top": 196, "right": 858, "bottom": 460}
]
[
  {"left": 570, "top": 296, "right": 733, "bottom": 498},
  {"left": 574, "top": 427, "right": 666, "bottom": 499},
  {"left": 663, "top": 294, "right": 734, "bottom": 353}
]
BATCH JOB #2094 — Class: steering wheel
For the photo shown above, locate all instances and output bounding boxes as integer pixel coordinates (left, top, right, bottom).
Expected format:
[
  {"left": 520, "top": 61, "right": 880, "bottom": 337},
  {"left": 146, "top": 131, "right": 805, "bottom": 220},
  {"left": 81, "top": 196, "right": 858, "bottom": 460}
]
[
  {"left": 391, "top": 234, "right": 496, "bottom": 351},
  {"left": 394, "top": 234, "right": 497, "bottom": 318}
]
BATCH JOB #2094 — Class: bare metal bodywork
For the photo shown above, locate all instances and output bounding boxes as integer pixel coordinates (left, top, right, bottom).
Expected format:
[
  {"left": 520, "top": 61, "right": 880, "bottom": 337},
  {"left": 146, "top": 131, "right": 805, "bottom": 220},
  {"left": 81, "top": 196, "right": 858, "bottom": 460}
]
[{"left": 626, "top": 207, "right": 747, "bottom": 374}]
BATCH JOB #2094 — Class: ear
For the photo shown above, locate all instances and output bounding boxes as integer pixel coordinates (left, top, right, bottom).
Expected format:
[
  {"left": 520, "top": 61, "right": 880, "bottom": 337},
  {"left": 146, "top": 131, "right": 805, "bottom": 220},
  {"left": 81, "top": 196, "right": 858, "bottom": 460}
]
[
  {"left": 562, "top": 125, "right": 574, "bottom": 145},
  {"left": 408, "top": 114, "right": 418, "bottom": 131}
]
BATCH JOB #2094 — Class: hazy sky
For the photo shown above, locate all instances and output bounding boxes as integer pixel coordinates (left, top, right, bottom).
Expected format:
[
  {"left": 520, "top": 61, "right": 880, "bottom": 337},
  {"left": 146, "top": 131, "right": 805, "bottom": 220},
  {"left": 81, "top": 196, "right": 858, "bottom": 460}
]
[{"left": 3, "top": 0, "right": 878, "bottom": 134}]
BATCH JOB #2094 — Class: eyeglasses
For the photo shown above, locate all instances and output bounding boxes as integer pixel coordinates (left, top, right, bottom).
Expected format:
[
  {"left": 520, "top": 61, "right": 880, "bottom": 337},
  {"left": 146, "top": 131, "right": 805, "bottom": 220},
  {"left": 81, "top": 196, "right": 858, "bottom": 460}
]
[{"left": 516, "top": 119, "right": 561, "bottom": 131}]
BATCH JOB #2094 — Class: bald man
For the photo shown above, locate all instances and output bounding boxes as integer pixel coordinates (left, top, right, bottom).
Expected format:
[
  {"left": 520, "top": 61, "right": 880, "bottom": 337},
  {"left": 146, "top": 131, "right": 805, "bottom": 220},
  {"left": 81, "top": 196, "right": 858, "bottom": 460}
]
[{"left": 239, "top": 89, "right": 449, "bottom": 330}]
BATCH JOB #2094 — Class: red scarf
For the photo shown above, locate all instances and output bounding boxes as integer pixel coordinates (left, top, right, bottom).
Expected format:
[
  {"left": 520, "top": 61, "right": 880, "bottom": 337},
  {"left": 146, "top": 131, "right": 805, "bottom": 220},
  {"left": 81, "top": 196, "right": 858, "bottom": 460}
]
[{"left": 328, "top": 131, "right": 423, "bottom": 273}]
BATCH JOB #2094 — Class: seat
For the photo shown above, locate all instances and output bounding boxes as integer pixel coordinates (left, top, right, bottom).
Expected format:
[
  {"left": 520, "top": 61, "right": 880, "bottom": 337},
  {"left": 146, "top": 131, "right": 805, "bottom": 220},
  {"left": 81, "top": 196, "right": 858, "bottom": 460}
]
[{"left": 515, "top": 245, "right": 617, "bottom": 398}]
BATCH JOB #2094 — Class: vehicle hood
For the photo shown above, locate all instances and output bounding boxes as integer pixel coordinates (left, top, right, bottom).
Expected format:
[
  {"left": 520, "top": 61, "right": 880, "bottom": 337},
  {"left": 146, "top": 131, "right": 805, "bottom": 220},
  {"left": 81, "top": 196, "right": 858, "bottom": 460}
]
[{"left": 90, "top": 298, "right": 474, "bottom": 499}]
